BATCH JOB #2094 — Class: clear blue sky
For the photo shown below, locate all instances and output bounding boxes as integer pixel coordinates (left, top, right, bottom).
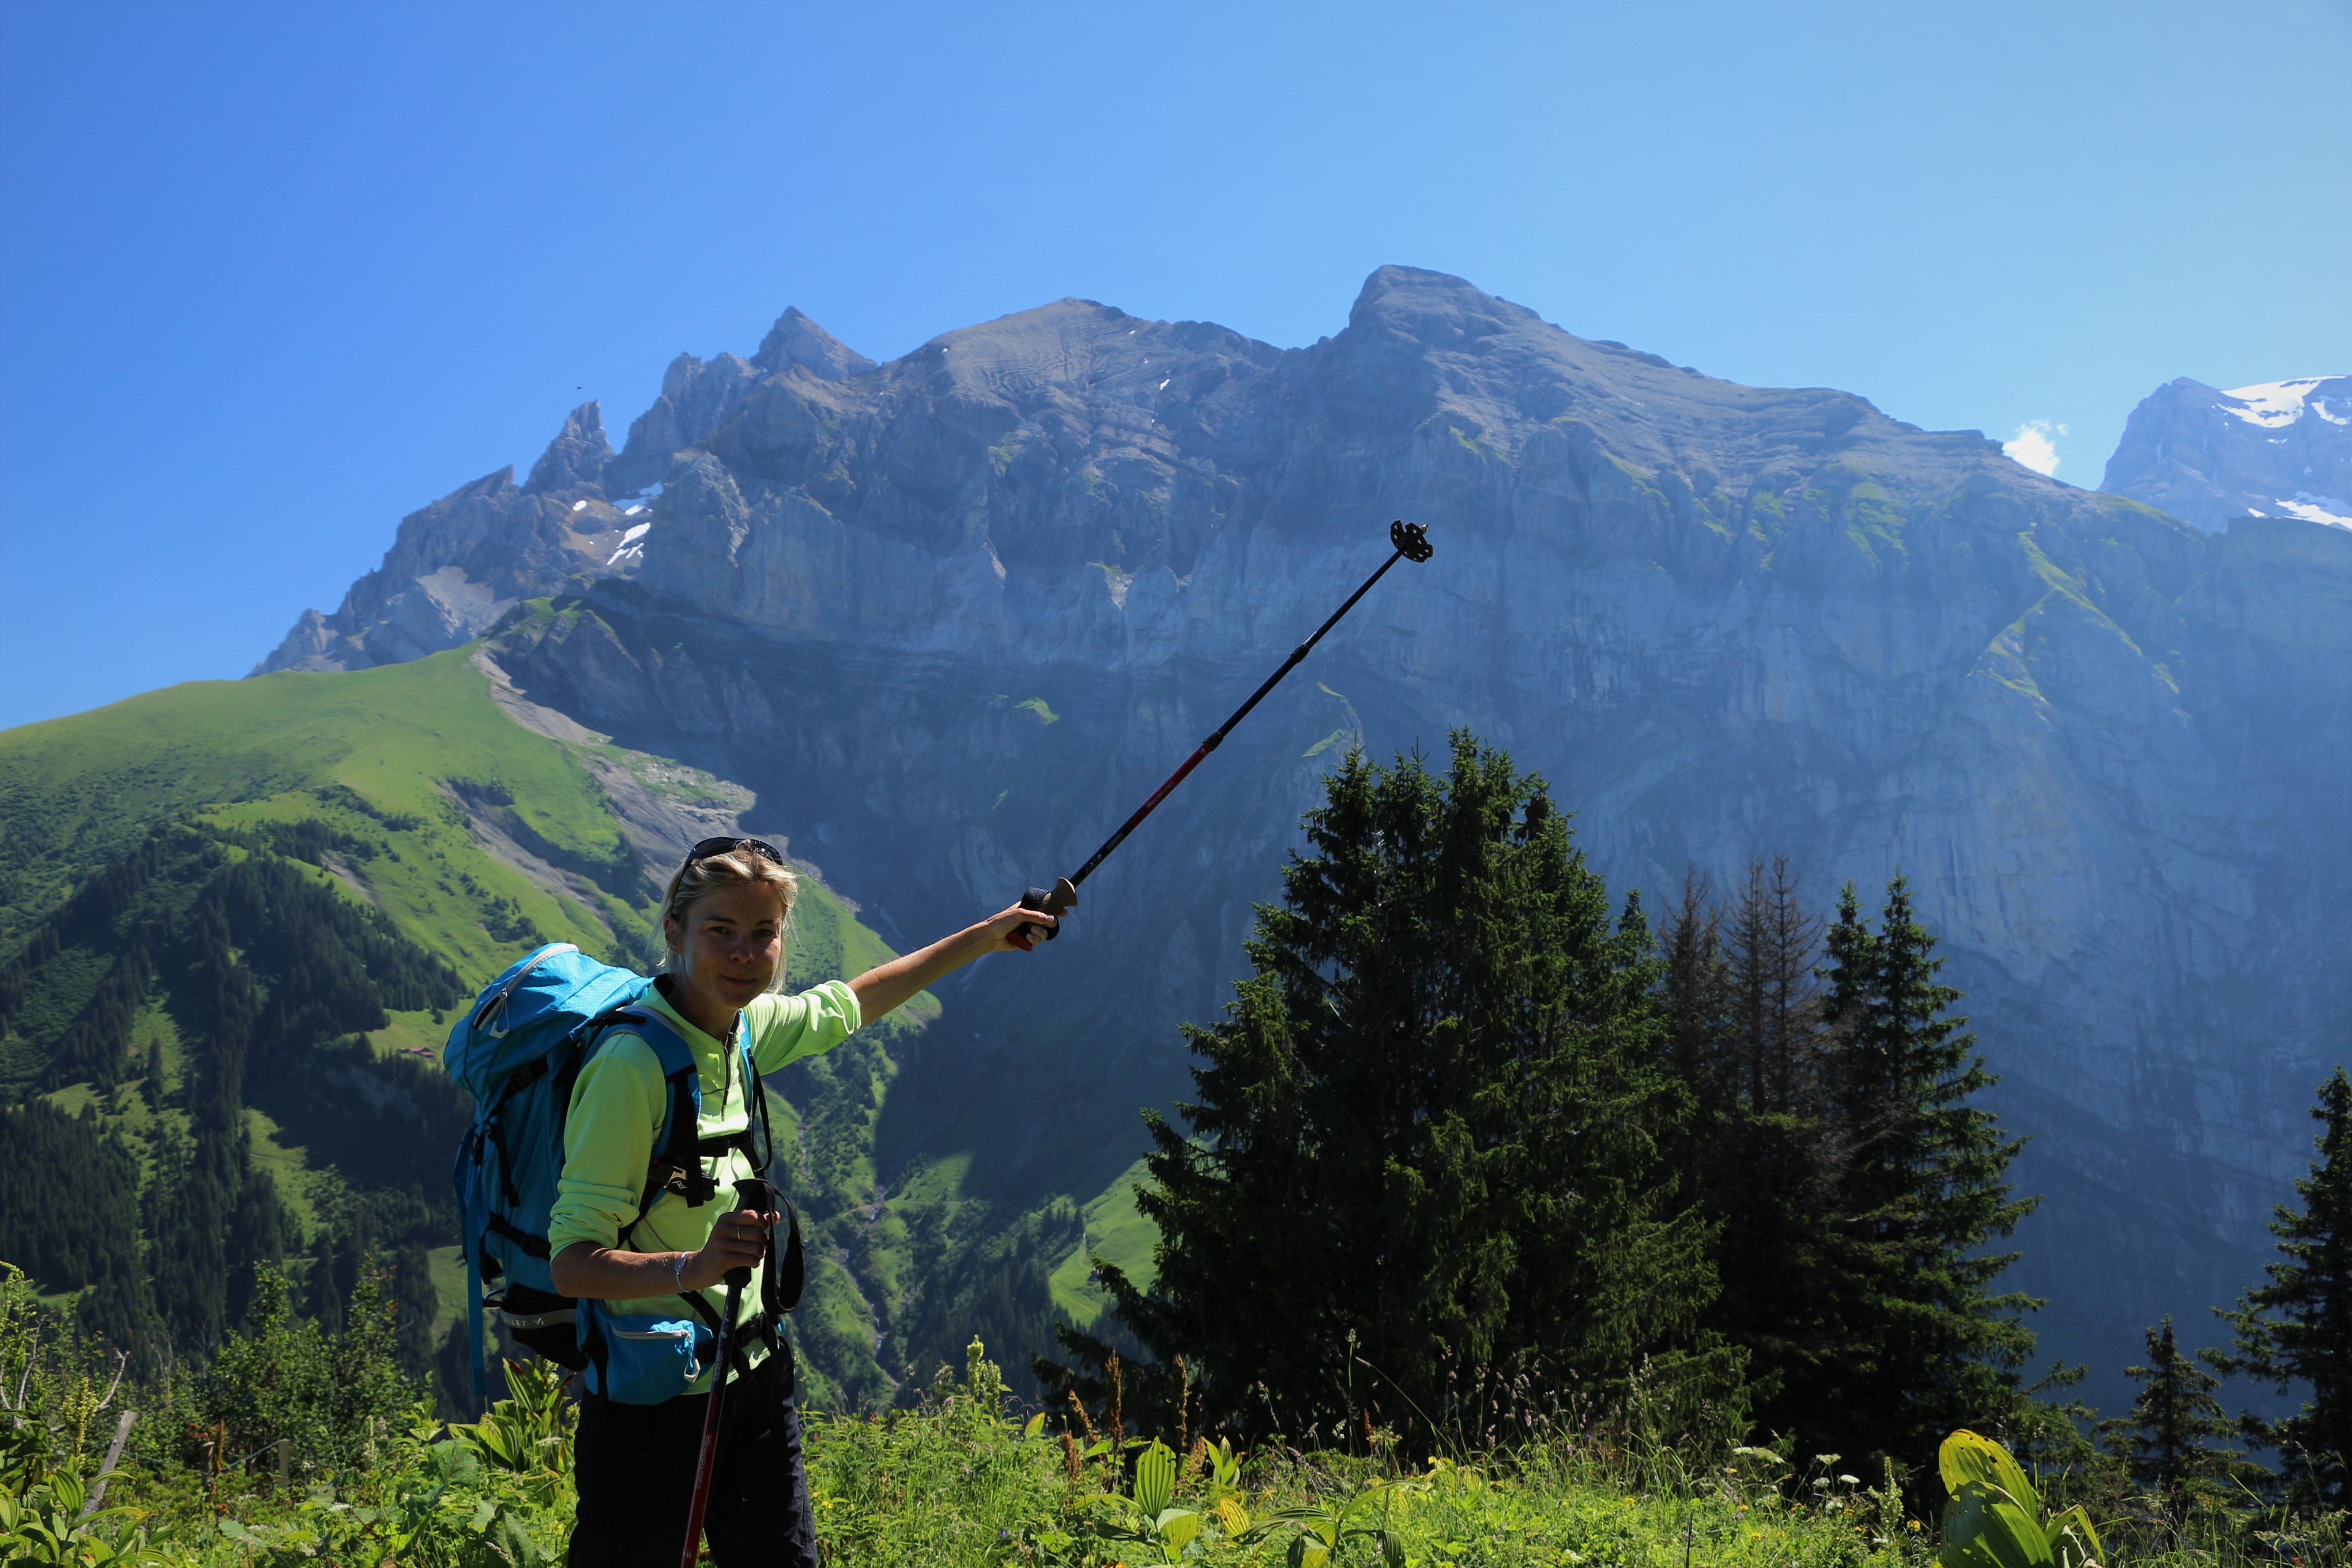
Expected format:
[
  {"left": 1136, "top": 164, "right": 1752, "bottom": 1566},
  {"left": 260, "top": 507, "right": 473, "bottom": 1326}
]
[{"left": 4, "top": 1, "right": 2347, "bottom": 729}]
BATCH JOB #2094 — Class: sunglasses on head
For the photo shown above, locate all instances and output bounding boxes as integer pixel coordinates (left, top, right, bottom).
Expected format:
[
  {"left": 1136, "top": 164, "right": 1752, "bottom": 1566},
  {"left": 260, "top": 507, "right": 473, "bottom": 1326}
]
[{"left": 684, "top": 836, "right": 786, "bottom": 869}]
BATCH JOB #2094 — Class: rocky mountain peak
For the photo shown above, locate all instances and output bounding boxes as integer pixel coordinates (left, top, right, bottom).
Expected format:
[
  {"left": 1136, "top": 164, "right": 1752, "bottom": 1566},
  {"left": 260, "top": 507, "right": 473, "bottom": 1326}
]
[
  {"left": 2100, "top": 373, "right": 2352, "bottom": 532},
  {"left": 523, "top": 401, "right": 614, "bottom": 495},
  {"left": 753, "top": 307, "right": 877, "bottom": 382},
  {"left": 1346, "top": 264, "right": 1541, "bottom": 345},
  {"left": 922, "top": 298, "right": 1142, "bottom": 365}
]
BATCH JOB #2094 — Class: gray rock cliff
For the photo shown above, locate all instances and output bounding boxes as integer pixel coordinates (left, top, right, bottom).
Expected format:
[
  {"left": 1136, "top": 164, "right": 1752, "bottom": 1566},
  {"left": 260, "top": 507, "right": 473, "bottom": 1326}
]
[{"left": 260, "top": 270, "right": 2352, "bottom": 1398}]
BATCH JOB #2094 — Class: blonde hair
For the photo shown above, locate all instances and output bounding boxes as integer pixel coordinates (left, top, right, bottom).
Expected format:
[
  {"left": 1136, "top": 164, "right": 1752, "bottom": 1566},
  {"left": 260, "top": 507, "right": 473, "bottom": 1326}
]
[{"left": 658, "top": 847, "right": 798, "bottom": 984}]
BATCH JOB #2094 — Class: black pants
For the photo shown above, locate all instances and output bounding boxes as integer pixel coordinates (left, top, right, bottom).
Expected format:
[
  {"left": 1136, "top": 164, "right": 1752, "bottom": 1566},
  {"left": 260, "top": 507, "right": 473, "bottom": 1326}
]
[{"left": 567, "top": 1348, "right": 814, "bottom": 1568}]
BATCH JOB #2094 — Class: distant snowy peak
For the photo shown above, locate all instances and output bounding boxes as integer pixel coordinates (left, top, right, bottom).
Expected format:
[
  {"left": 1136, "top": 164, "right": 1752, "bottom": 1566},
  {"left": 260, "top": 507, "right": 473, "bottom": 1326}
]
[
  {"left": 2216, "top": 375, "right": 2352, "bottom": 429},
  {"left": 2102, "top": 373, "right": 2352, "bottom": 534}
]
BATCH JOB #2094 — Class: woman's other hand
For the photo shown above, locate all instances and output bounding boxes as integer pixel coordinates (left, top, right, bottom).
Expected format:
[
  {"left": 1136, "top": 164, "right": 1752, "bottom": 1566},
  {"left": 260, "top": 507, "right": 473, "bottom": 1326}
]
[{"left": 681, "top": 1208, "right": 777, "bottom": 1292}]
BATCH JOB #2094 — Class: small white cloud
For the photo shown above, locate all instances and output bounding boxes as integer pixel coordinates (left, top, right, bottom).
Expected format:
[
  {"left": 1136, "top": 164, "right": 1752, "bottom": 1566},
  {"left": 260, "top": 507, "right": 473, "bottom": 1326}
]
[{"left": 2004, "top": 420, "right": 2066, "bottom": 477}]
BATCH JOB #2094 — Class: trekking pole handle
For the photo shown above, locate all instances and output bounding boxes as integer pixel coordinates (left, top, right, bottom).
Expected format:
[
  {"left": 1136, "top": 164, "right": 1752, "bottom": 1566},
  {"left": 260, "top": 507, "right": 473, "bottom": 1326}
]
[
  {"left": 1009, "top": 877, "right": 1078, "bottom": 952},
  {"left": 725, "top": 1177, "right": 777, "bottom": 1285}
]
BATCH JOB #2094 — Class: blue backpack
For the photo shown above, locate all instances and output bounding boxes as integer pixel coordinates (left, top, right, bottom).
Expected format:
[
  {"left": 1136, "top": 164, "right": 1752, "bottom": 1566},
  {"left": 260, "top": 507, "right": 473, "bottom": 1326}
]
[{"left": 444, "top": 943, "right": 798, "bottom": 1407}]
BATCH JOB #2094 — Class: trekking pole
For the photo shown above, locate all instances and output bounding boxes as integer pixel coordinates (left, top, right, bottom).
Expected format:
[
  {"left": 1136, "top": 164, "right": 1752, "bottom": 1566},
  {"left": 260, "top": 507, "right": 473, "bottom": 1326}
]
[
  {"left": 1011, "top": 519, "right": 1435, "bottom": 948},
  {"left": 677, "top": 1181, "right": 770, "bottom": 1568}
]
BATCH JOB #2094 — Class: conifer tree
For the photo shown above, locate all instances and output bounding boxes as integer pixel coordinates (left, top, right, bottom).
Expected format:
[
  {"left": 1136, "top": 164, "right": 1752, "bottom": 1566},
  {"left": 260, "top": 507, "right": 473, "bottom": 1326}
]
[
  {"left": 227, "top": 1171, "right": 293, "bottom": 1327},
  {"left": 1812, "top": 877, "right": 2044, "bottom": 1466},
  {"left": 4, "top": 1100, "right": 171, "bottom": 1374},
  {"left": 1661, "top": 861, "right": 1846, "bottom": 1438},
  {"left": 309, "top": 1215, "right": 368, "bottom": 1337},
  {"left": 1101, "top": 734, "right": 1715, "bottom": 1443},
  {"left": 390, "top": 1241, "right": 439, "bottom": 1384},
  {"left": 2097, "top": 1317, "right": 2241, "bottom": 1512},
  {"left": 148, "top": 896, "right": 257, "bottom": 1354},
  {"left": 1660, "top": 872, "right": 1735, "bottom": 1140},
  {"left": 2223, "top": 1066, "right": 2352, "bottom": 1506}
]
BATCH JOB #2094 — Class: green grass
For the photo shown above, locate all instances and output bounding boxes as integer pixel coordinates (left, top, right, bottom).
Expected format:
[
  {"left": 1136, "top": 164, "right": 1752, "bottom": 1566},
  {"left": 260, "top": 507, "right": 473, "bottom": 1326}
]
[
  {"left": 365, "top": 1006, "right": 450, "bottom": 1061},
  {"left": 425, "top": 1243, "right": 466, "bottom": 1338},
  {"left": 1451, "top": 425, "right": 1505, "bottom": 465},
  {"left": 4, "top": 1316, "right": 2314, "bottom": 1568},
  {"left": 1049, "top": 1157, "right": 1158, "bottom": 1325},
  {"left": 0, "top": 649, "right": 636, "bottom": 975},
  {"left": 242, "top": 1109, "right": 323, "bottom": 1238},
  {"left": 38, "top": 1082, "right": 100, "bottom": 1117},
  {"left": 1304, "top": 730, "right": 1352, "bottom": 759},
  {"left": 41, "top": 1356, "right": 1951, "bottom": 1568}
]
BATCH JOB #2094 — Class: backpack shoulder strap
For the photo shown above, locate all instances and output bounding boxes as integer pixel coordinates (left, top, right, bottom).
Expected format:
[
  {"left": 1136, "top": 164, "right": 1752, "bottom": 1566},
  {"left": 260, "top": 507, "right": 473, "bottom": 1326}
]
[
  {"left": 578, "top": 1004, "right": 720, "bottom": 1215},
  {"left": 583, "top": 1002, "right": 697, "bottom": 1075}
]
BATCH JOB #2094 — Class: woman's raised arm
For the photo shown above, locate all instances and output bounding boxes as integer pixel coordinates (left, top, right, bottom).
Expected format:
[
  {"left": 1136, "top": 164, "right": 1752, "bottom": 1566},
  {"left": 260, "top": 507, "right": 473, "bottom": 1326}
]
[{"left": 847, "top": 902, "right": 1059, "bottom": 1024}]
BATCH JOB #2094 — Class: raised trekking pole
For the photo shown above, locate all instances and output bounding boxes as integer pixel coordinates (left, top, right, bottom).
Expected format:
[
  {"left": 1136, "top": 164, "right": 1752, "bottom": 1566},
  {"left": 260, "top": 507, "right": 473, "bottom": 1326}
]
[
  {"left": 1011, "top": 519, "right": 1435, "bottom": 947},
  {"left": 677, "top": 1179, "right": 772, "bottom": 1568}
]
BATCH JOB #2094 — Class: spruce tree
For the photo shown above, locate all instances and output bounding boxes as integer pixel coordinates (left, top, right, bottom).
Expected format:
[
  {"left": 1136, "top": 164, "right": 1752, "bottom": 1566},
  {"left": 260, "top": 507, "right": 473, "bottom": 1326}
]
[
  {"left": 2222, "top": 1066, "right": 2352, "bottom": 1506},
  {"left": 1102, "top": 734, "right": 1714, "bottom": 1444},
  {"left": 1730, "top": 859, "right": 1824, "bottom": 1122},
  {"left": 1661, "top": 861, "right": 1846, "bottom": 1440},
  {"left": 1813, "top": 877, "right": 2043, "bottom": 1467},
  {"left": 1660, "top": 871, "right": 1735, "bottom": 1141},
  {"left": 2097, "top": 1317, "right": 2241, "bottom": 1512}
]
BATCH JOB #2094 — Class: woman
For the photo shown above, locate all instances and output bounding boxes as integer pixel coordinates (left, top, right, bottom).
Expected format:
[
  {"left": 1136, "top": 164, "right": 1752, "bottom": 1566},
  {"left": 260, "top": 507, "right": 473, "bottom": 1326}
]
[{"left": 547, "top": 835, "right": 1058, "bottom": 1567}]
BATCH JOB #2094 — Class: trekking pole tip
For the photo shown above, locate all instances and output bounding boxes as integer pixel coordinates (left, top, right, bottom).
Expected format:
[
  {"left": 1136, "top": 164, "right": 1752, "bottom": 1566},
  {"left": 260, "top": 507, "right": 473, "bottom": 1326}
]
[{"left": 1390, "top": 519, "right": 1434, "bottom": 562}]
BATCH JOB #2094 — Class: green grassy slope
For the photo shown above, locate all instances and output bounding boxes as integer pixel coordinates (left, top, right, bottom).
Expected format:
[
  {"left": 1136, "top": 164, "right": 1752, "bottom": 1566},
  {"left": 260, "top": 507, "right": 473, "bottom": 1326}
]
[
  {"left": 0, "top": 651, "right": 634, "bottom": 970},
  {"left": 0, "top": 649, "right": 1156, "bottom": 1409},
  {"left": 1048, "top": 1156, "right": 1159, "bottom": 1326}
]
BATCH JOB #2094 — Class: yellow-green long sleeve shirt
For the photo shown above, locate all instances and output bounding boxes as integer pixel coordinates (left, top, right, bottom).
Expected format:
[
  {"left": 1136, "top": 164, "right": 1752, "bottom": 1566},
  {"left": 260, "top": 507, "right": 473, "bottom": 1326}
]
[{"left": 547, "top": 978, "right": 859, "bottom": 1388}]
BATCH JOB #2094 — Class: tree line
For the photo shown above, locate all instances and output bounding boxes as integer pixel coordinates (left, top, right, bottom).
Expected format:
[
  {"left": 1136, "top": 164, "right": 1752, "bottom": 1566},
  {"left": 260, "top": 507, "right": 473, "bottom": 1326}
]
[{"left": 1051, "top": 732, "right": 2352, "bottom": 1511}]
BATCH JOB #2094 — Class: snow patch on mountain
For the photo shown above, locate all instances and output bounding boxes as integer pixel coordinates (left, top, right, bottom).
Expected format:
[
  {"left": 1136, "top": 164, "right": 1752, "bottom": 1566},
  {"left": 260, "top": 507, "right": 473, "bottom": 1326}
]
[
  {"left": 606, "top": 521, "right": 653, "bottom": 564},
  {"left": 2267, "top": 493, "right": 2352, "bottom": 529},
  {"left": 2219, "top": 376, "right": 2351, "bottom": 427}
]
